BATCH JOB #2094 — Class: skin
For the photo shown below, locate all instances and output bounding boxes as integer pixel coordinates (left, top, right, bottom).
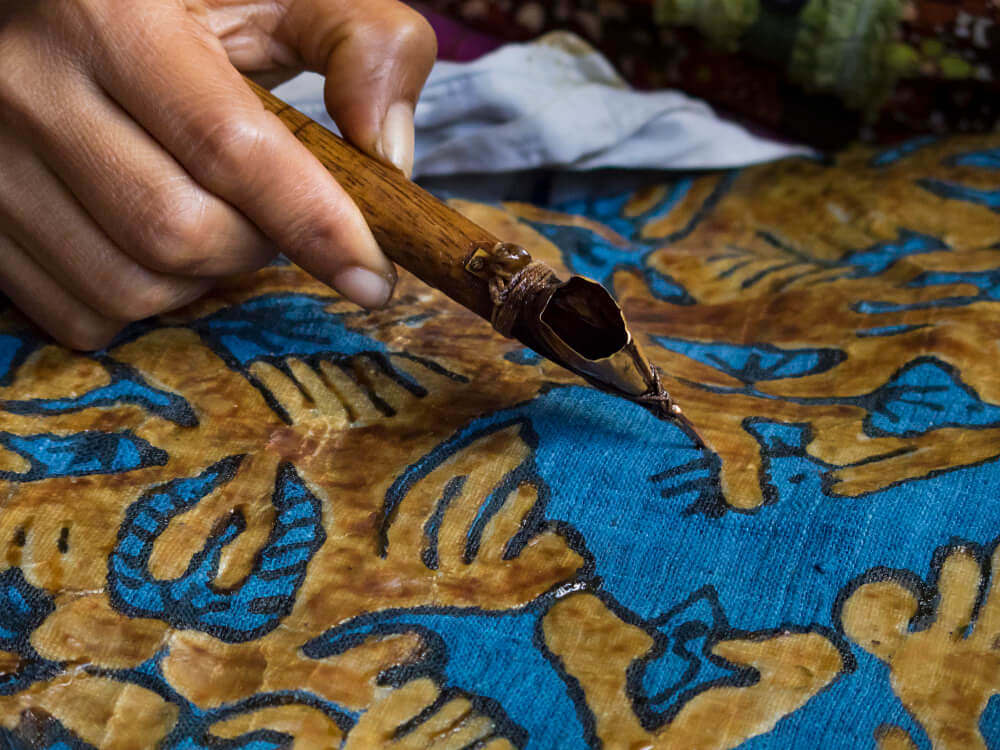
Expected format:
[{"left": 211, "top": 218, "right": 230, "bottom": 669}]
[{"left": 0, "top": 0, "right": 437, "bottom": 349}]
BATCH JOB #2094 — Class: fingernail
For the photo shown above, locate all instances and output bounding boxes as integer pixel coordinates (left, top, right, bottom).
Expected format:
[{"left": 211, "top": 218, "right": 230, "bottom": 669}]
[
  {"left": 333, "top": 266, "right": 393, "bottom": 309},
  {"left": 379, "top": 101, "right": 415, "bottom": 178}
]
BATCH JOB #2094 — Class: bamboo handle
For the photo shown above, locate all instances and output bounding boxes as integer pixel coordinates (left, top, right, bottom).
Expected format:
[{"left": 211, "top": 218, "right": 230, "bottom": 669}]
[{"left": 246, "top": 77, "right": 499, "bottom": 320}]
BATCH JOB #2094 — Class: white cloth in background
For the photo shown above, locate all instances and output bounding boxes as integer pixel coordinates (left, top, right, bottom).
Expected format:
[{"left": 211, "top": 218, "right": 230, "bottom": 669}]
[{"left": 273, "top": 32, "right": 812, "bottom": 178}]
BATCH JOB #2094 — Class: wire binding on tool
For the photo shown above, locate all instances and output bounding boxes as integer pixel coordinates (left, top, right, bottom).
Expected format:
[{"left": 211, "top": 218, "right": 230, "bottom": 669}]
[{"left": 488, "top": 261, "right": 556, "bottom": 337}]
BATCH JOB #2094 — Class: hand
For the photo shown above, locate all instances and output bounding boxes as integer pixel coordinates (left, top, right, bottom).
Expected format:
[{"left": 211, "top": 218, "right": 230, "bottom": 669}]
[{"left": 0, "top": 0, "right": 436, "bottom": 349}]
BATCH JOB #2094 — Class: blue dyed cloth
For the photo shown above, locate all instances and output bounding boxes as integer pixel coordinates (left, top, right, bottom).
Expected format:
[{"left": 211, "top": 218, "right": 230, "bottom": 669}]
[{"left": 1, "top": 136, "right": 999, "bottom": 750}]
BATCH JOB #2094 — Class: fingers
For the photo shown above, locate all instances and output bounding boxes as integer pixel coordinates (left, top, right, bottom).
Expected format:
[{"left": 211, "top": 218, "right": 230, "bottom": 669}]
[
  {"left": 6, "top": 67, "right": 275, "bottom": 277},
  {"left": 277, "top": 0, "right": 437, "bottom": 176},
  {"left": 0, "top": 235, "right": 119, "bottom": 351},
  {"left": 92, "top": 6, "right": 397, "bottom": 308},
  {"left": 0, "top": 132, "right": 211, "bottom": 325},
  {"left": 0, "top": 0, "right": 428, "bottom": 340}
]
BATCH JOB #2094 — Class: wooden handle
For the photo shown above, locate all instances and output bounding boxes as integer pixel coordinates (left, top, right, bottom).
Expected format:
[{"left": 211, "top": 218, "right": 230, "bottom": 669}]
[
  {"left": 246, "top": 77, "right": 499, "bottom": 320},
  {"left": 243, "top": 80, "right": 700, "bottom": 434}
]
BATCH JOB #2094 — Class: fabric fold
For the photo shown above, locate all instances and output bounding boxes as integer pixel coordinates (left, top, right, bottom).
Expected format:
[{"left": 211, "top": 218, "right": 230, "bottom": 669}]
[{"left": 273, "top": 32, "right": 812, "bottom": 178}]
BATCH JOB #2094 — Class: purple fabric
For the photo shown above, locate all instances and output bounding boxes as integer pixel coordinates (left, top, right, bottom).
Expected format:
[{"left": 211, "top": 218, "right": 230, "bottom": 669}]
[{"left": 410, "top": 4, "right": 504, "bottom": 61}]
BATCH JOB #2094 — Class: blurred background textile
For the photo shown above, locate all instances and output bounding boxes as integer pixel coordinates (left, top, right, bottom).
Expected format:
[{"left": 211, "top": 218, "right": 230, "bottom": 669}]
[{"left": 412, "top": 0, "right": 999, "bottom": 148}]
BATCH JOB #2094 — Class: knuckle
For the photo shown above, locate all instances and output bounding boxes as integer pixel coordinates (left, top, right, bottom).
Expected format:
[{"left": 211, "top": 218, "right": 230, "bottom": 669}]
[
  {"left": 390, "top": 10, "right": 438, "bottom": 59},
  {"left": 361, "top": 10, "right": 437, "bottom": 65},
  {"left": 0, "top": 24, "right": 96, "bottom": 134},
  {"left": 188, "top": 114, "right": 266, "bottom": 187},
  {"left": 288, "top": 210, "right": 348, "bottom": 260},
  {"left": 135, "top": 188, "right": 212, "bottom": 275}
]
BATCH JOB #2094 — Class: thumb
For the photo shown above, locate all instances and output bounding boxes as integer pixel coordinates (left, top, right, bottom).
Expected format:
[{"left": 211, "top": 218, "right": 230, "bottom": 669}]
[{"left": 279, "top": 0, "right": 437, "bottom": 177}]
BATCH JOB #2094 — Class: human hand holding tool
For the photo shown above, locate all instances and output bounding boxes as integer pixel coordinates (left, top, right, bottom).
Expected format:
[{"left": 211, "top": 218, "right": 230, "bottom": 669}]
[
  {"left": 0, "top": 0, "right": 700, "bottom": 440},
  {"left": 0, "top": 0, "right": 436, "bottom": 349}
]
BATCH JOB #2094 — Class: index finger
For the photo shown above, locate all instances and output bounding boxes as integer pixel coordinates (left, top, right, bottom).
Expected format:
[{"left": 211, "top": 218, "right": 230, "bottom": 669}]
[{"left": 89, "top": 4, "right": 396, "bottom": 308}]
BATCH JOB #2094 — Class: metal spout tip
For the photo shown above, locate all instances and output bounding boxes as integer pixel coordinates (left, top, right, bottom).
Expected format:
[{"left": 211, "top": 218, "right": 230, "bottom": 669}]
[
  {"left": 665, "top": 406, "right": 708, "bottom": 450},
  {"left": 505, "top": 266, "right": 705, "bottom": 447},
  {"left": 635, "top": 389, "right": 707, "bottom": 449},
  {"left": 630, "top": 366, "right": 707, "bottom": 449}
]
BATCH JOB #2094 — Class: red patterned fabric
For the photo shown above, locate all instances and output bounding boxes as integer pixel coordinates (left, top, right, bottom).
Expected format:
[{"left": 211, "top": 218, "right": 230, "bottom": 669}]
[{"left": 412, "top": 1, "right": 1000, "bottom": 148}]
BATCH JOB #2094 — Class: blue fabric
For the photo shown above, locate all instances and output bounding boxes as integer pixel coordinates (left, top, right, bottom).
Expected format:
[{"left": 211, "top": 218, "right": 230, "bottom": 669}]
[{"left": 1, "top": 138, "right": 999, "bottom": 749}]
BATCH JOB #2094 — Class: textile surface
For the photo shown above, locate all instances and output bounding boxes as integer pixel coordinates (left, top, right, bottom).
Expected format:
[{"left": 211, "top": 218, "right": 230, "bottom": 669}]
[
  {"left": 414, "top": 0, "right": 1000, "bottom": 148},
  {"left": 1, "top": 134, "right": 999, "bottom": 749},
  {"left": 274, "top": 37, "right": 811, "bottom": 179}
]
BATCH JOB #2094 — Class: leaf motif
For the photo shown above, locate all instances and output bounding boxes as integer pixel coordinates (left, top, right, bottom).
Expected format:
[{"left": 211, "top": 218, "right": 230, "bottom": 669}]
[
  {"left": 653, "top": 338, "right": 845, "bottom": 385},
  {"left": 542, "top": 592, "right": 848, "bottom": 749},
  {"left": 375, "top": 418, "right": 585, "bottom": 611},
  {"left": 190, "top": 293, "right": 465, "bottom": 424},
  {"left": 838, "top": 538, "right": 1000, "bottom": 750},
  {"left": 108, "top": 456, "right": 325, "bottom": 642},
  {"left": 0, "top": 431, "right": 168, "bottom": 482},
  {"left": 864, "top": 357, "right": 1000, "bottom": 437}
]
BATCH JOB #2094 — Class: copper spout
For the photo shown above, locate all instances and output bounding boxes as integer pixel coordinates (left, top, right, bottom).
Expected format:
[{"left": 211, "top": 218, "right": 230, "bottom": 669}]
[{"left": 504, "top": 266, "right": 706, "bottom": 448}]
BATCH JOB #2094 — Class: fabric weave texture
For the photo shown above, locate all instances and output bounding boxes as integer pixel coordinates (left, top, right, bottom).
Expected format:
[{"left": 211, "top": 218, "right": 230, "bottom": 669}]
[{"left": 0, "top": 134, "right": 999, "bottom": 749}]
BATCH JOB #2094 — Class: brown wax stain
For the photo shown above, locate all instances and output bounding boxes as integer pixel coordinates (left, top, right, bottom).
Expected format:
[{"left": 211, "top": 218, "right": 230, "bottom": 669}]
[
  {"left": 0, "top": 133, "right": 998, "bottom": 746},
  {"left": 625, "top": 184, "right": 669, "bottom": 217},
  {"left": 342, "top": 678, "right": 516, "bottom": 750},
  {"left": 501, "top": 201, "right": 632, "bottom": 250},
  {"left": 0, "top": 346, "right": 110, "bottom": 401},
  {"left": 0, "top": 650, "right": 21, "bottom": 677},
  {"left": 543, "top": 592, "right": 846, "bottom": 750},
  {"left": 162, "top": 631, "right": 269, "bottom": 708},
  {"left": 840, "top": 543, "right": 1000, "bottom": 750},
  {"left": 148, "top": 451, "right": 278, "bottom": 588},
  {"left": 163, "top": 624, "right": 429, "bottom": 714},
  {"left": 0, "top": 674, "right": 177, "bottom": 750},
  {"left": 642, "top": 173, "right": 732, "bottom": 239},
  {"left": 875, "top": 724, "right": 919, "bottom": 750},
  {"left": 31, "top": 593, "right": 167, "bottom": 669},
  {"left": 211, "top": 705, "right": 347, "bottom": 749},
  {"left": 0, "top": 448, "right": 30, "bottom": 477}
]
